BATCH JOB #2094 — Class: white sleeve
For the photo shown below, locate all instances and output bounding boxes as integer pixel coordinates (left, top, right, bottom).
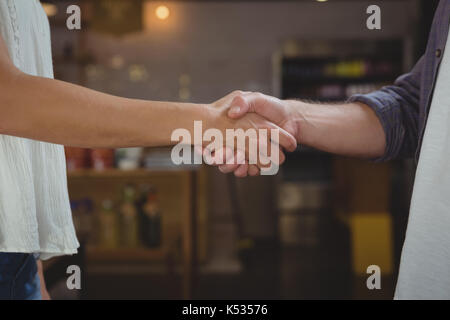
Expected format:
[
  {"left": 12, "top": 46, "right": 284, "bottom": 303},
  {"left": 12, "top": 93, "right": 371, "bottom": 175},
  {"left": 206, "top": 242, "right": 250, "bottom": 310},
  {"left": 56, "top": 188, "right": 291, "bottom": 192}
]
[{"left": 0, "top": 0, "right": 21, "bottom": 66}]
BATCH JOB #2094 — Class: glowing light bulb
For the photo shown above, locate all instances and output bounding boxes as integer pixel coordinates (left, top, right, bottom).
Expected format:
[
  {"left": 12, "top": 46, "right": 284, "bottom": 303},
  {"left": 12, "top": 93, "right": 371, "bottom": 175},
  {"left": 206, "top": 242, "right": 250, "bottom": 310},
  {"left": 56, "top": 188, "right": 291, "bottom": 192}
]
[{"left": 155, "top": 5, "right": 170, "bottom": 20}]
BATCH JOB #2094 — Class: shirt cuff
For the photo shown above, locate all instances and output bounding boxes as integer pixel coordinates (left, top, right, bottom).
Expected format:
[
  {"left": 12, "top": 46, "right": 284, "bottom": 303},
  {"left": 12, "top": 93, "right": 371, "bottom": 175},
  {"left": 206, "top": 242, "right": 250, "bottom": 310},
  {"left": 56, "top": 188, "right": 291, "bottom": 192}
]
[{"left": 347, "top": 92, "right": 398, "bottom": 162}]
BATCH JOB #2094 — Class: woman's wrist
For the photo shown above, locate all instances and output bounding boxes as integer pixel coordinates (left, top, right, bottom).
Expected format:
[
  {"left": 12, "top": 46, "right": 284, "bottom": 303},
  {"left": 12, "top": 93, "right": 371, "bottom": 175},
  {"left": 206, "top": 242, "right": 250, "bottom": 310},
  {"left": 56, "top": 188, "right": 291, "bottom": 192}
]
[
  {"left": 202, "top": 103, "right": 234, "bottom": 136},
  {"left": 174, "top": 103, "right": 233, "bottom": 148}
]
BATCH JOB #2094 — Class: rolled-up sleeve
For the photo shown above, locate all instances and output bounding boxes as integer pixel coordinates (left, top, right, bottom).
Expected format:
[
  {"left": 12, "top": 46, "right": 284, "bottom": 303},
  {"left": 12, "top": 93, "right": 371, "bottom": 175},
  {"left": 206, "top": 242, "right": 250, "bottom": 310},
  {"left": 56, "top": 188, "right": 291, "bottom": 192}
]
[{"left": 348, "top": 56, "right": 424, "bottom": 162}]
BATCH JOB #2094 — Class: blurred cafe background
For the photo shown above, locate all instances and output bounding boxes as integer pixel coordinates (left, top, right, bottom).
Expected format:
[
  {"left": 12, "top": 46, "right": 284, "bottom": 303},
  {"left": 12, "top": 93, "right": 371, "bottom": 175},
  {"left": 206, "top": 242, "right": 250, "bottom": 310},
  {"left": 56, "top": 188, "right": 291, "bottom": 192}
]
[{"left": 39, "top": 0, "right": 438, "bottom": 299}]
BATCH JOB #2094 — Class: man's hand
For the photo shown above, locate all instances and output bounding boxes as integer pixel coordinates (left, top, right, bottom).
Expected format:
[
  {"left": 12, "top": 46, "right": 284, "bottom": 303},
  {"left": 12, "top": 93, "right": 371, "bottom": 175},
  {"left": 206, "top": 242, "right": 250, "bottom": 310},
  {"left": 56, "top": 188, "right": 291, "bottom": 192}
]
[
  {"left": 227, "top": 92, "right": 300, "bottom": 140},
  {"left": 216, "top": 91, "right": 386, "bottom": 175}
]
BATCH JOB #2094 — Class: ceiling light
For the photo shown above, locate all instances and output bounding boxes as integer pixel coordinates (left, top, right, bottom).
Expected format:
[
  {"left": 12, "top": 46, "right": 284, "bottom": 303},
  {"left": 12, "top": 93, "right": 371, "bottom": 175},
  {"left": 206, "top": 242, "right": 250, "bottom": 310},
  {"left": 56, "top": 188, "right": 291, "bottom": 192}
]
[{"left": 155, "top": 5, "right": 170, "bottom": 20}]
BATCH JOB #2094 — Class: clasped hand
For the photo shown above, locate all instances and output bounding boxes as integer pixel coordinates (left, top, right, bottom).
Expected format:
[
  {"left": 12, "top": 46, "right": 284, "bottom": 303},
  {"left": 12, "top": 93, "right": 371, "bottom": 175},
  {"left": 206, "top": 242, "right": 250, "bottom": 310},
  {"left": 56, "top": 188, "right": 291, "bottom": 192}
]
[{"left": 202, "top": 91, "right": 299, "bottom": 177}]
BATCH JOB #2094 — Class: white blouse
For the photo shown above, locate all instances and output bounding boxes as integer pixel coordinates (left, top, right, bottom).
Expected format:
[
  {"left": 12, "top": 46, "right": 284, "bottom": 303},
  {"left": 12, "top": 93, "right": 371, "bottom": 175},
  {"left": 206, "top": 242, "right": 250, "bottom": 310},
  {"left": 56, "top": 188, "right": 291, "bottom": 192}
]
[{"left": 0, "top": 0, "right": 79, "bottom": 260}]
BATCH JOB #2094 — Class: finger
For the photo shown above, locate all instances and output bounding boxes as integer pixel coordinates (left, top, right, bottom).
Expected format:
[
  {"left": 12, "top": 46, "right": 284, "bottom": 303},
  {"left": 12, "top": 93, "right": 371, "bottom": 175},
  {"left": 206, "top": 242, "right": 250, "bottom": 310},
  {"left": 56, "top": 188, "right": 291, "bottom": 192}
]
[
  {"left": 220, "top": 148, "right": 241, "bottom": 172},
  {"left": 218, "top": 148, "right": 244, "bottom": 172},
  {"left": 202, "top": 148, "right": 216, "bottom": 165},
  {"left": 214, "top": 90, "right": 251, "bottom": 107},
  {"left": 267, "top": 132, "right": 287, "bottom": 166},
  {"left": 211, "top": 148, "right": 226, "bottom": 165},
  {"left": 278, "top": 147, "right": 286, "bottom": 165},
  {"left": 265, "top": 122, "right": 297, "bottom": 152},
  {"left": 224, "top": 146, "right": 235, "bottom": 163},
  {"left": 251, "top": 136, "right": 286, "bottom": 169},
  {"left": 230, "top": 93, "right": 292, "bottom": 132},
  {"left": 266, "top": 142, "right": 286, "bottom": 166},
  {"left": 248, "top": 165, "right": 260, "bottom": 176},
  {"left": 235, "top": 163, "right": 251, "bottom": 175},
  {"left": 227, "top": 94, "right": 251, "bottom": 119},
  {"left": 224, "top": 131, "right": 281, "bottom": 169},
  {"left": 234, "top": 149, "right": 246, "bottom": 165},
  {"left": 230, "top": 132, "right": 270, "bottom": 169},
  {"left": 219, "top": 163, "right": 240, "bottom": 173},
  {"left": 234, "top": 163, "right": 249, "bottom": 178},
  {"left": 202, "top": 145, "right": 228, "bottom": 165}
]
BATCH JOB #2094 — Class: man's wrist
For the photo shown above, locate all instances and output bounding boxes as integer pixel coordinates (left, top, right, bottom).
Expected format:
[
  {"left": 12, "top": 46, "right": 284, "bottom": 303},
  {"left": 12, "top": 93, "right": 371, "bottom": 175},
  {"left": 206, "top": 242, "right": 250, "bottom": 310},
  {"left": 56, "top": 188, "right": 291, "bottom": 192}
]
[{"left": 283, "top": 99, "right": 308, "bottom": 144}]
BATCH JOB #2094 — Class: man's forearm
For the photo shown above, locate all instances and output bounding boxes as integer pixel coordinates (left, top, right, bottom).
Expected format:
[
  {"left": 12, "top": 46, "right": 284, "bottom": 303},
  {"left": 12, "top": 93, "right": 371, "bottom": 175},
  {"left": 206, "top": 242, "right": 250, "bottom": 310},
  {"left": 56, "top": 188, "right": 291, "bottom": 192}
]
[{"left": 286, "top": 100, "right": 386, "bottom": 158}]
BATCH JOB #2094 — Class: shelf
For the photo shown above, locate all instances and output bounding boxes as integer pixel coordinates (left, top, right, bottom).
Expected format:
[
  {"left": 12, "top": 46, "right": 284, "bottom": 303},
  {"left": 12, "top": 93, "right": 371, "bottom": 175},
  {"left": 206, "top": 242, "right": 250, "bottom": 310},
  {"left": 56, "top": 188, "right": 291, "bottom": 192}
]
[
  {"left": 282, "top": 75, "right": 398, "bottom": 83},
  {"left": 86, "top": 246, "right": 167, "bottom": 262},
  {"left": 67, "top": 168, "right": 199, "bottom": 179}
]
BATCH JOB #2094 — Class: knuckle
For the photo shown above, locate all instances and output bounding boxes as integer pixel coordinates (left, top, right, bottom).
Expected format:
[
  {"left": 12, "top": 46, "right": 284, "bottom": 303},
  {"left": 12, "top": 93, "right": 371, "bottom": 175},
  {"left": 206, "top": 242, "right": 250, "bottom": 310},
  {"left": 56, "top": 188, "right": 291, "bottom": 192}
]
[
  {"left": 254, "top": 92, "right": 264, "bottom": 99},
  {"left": 232, "top": 94, "right": 246, "bottom": 106}
]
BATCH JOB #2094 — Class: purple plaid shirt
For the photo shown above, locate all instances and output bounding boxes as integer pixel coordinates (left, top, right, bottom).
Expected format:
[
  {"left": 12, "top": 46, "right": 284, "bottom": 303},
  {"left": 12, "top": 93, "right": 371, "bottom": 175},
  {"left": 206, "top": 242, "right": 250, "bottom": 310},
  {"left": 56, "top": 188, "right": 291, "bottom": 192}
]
[{"left": 349, "top": 0, "right": 450, "bottom": 163}]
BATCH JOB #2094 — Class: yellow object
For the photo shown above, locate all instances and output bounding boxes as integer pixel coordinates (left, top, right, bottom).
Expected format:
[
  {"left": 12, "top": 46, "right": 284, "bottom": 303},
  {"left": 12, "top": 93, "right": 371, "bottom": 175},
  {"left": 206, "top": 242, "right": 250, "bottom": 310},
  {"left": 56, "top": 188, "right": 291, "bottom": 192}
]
[
  {"left": 350, "top": 212, "right": 393, "bottom": 275},
  {"left": 42, "top": 4, "right": 57, "bottom": 17}
]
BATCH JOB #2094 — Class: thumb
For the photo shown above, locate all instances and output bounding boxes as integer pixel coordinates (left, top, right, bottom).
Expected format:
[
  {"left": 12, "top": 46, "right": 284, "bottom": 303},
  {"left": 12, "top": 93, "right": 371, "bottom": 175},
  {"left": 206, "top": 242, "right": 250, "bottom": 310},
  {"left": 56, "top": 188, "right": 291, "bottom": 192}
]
[
  {"left": 229, "top": 93, "right": 285, "bottom": 126},
  {"left": 227, "top": 95, "right": 250, "bottom": 119}
]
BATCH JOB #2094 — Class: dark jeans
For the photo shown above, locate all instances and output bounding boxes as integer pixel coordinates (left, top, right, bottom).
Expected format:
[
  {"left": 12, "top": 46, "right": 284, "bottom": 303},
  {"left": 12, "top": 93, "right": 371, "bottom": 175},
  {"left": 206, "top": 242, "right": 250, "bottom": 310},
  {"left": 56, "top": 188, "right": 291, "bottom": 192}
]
[{"left": 0, "top": 253, "right": 41, "bottom": 300}]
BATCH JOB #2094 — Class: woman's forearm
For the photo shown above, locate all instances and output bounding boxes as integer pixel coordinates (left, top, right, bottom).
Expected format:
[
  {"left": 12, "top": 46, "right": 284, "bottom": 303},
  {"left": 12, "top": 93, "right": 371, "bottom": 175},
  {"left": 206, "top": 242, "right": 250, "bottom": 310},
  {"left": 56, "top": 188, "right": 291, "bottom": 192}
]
[
  {"left": 0, "top": 35, "right": 296, "bottom": 154},
  {"left": 288, "top": 100, "right": 386, "bottom": 158},
  {"left": 0, "top": 70, "right": 215, "bottom": 148}
]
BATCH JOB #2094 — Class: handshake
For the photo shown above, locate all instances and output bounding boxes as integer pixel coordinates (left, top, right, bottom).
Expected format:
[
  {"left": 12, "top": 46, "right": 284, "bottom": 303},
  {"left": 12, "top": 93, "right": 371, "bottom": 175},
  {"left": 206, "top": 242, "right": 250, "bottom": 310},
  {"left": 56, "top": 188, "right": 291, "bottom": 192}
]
[{"left": 172, "top": 91, "right": 302, "bottom": 177}]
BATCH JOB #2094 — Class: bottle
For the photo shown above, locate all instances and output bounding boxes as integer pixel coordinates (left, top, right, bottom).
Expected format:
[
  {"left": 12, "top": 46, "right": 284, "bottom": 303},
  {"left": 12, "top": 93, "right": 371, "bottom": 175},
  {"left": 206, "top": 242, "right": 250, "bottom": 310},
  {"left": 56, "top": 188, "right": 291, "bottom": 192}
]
[
  {"left": 72, "top": 198, "right": 95, "bottom": 243},
  {"left": 71, "top": 200, "right": 81, "bottom": 234},
  {"left": 120, "top": 184, "right": 140, "bottom": 247},
  {"left": 115, "top": 148, "right": 143, "bottom": 170},
  {"left": 91, "top": 149, "right": 114, "bottom": 171},
  {"left": 141, "top": 188, "right": 161, "bottom": 248},
  {"left": 65, "top": 147, "right": 90, "bottom": 171},
  {"left": 99, "top": 199, "right": 119, "bottom": 248},
  {"left": 136, "top": 184, "right": 151, "bottom": 241}
]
